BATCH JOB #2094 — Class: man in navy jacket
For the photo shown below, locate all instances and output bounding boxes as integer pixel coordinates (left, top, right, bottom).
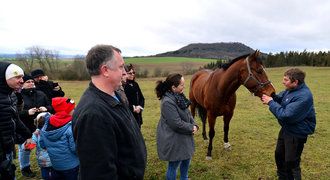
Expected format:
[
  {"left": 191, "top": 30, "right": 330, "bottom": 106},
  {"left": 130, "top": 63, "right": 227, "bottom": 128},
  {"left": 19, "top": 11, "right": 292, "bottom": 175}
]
[{"left": 262, "top": 68, "right": 316, "bottom": 180}]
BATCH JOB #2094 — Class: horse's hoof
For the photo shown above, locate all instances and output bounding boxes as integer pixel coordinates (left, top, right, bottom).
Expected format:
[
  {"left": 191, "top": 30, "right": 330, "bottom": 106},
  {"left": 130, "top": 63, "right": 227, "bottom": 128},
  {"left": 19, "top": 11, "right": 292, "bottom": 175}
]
[
  {"left": 202, "top": 135, "right": 208, "bottom": 140},
  {"left": 205, "top": 156, "right": 212, "bottom": 160},
  {"left": 224, "top": 142, "right": 231, "bottom": 150}
]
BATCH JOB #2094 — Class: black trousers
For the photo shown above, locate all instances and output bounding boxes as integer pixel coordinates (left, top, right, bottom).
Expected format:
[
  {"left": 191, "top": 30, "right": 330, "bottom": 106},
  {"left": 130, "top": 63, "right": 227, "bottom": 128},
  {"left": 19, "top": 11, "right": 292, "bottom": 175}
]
[
  {"left": 0, "top": 152, "right": 16, "bottom": 180},
  {"left": 275, "top": 129, "right": 307, "bottom": 180}
]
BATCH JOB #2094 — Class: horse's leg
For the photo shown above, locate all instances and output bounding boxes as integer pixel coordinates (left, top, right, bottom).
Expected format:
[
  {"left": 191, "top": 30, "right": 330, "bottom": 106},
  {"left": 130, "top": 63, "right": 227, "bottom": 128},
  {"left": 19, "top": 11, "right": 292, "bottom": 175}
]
[
  {"left": 206, "top": 114, "right": 216, "bottom": 160},
  {"left": 190, "top": 101, "right": 196, "bottom": 118},
  {"left": 199, "top": 107, "right": 208, "bottom": 140},
  {"left": 223, "top": 112, "right": 233, "bottom": 150}
]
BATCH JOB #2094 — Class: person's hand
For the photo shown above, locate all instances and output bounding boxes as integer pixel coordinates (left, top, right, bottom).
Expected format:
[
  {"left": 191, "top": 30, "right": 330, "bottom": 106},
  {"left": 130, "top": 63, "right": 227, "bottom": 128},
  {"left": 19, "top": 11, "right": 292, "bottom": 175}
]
[
  {"left": 133, "top": 105, "right": 141, "bottom": 113},
  {"left": 38, "top": 106, "right": 47, "bottom": 112},
  {"left": 28, "top": 108, "right": 38, "bottom": 115},
  {"left": 33, "top": 129, "right": 40, "bottom": 136},
  {"left": 261, "top": 94, "right": 273, "bottom": 105},
  {"left": 41, "top": 75, "right": 48, "bottom": 81},
  {"left": 137, "top": 105, "right": 144, "bottom": 112},
  {"left": 193, "top": 125, "right": 198, "bottom": 134},
  {"left": 25, "top": 138, "right": 33, "bottom": 145},
  {"left": 24, "top": 138, "right": 36, "bottom": 150},
  {"left": 53, "top": 86, "right": 60, "bottom": 91}
]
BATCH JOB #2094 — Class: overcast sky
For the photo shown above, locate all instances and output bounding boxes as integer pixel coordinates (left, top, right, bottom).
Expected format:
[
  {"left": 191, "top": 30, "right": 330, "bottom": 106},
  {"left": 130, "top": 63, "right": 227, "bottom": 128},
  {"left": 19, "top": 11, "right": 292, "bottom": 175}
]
[{"left": 1, "top": 0, "right": 329, "bottom": 56}]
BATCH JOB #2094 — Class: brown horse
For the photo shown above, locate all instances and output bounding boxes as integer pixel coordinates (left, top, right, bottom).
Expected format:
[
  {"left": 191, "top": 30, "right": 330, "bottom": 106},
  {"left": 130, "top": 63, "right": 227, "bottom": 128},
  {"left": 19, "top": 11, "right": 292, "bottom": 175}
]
[{"left": 189, "top": 50, "right": 275, "bottom": 159}]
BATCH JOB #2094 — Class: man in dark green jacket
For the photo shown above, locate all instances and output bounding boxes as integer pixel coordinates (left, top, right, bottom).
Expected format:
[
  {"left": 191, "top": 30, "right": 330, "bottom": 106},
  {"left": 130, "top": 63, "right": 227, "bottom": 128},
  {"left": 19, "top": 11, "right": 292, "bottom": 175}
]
[{"left": 72, "top": 45, "right": 147, "bottom": 180}]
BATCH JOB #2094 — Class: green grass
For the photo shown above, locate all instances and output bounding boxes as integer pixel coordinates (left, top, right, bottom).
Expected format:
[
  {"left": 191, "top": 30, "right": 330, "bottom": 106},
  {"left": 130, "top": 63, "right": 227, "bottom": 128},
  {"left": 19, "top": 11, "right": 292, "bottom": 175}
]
[{"left": 15, "top": 67, "right": 330, "bottom": 179}]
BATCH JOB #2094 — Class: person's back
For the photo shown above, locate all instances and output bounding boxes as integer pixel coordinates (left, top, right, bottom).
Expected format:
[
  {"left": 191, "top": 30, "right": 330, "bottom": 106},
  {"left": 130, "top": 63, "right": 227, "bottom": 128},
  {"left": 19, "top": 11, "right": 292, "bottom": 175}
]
[
  {"left": 40, "top": 97, "right": 79, "bottom": 179},
  {"left": 41, "top": 113, "right": 78, "bottom": 170},
  {"left": 32, "top": 112, "right": 53, "bottom": 179}
]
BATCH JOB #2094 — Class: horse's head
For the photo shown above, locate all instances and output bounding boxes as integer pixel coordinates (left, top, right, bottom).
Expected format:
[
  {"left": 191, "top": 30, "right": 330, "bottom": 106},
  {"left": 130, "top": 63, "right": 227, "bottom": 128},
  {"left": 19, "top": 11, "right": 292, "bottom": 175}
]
[{"left": 240, "top": 50, "right": 275, "bottom": 98}]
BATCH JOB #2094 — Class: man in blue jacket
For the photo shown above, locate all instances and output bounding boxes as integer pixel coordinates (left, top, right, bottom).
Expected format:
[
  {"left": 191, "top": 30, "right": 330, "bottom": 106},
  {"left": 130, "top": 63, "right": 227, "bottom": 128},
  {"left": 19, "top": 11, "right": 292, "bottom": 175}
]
[{"left": 262, "top": 68, "right": 316, "bottom": 180}]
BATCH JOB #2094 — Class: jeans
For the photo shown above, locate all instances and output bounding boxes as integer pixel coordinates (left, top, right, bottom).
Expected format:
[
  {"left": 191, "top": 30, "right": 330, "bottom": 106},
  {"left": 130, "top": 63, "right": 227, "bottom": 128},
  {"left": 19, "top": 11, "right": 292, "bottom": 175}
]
[
  {"left": 18, "top": 144, "right": 31, "bottom": 169},
  {"left": 52, "top": 166, "right": 79, "bottom": 180},
  {"left": 166, "top": 159, "right": 190, "bottom": 180},
  {"left": 41, "top": 167, "right": 53, "bottom": 180}
]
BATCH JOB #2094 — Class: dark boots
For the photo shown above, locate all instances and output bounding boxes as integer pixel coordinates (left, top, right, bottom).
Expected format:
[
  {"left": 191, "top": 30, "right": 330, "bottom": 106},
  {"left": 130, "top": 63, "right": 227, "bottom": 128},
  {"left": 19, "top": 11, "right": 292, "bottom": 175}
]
[{"left": 21, "top": 165, "right": 36, "bottom": 178}]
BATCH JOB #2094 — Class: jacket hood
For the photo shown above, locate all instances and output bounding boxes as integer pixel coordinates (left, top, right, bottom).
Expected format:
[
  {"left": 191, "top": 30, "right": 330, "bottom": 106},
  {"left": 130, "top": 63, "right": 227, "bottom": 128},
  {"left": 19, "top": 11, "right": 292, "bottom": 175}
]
[
  {"left": 42, "top": 114, "right": 72, "bottom": 141},
  {"left": 0, "top": 62, "right": 12, "bottom": 94},
  {"left": 50, "top": 112, "right": 72, "bottom": 128}
]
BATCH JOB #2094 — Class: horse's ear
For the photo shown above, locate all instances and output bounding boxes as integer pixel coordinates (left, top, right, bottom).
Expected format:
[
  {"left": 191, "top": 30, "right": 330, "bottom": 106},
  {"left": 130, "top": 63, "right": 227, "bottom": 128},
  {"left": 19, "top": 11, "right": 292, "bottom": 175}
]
[
  {"left": 255, "top": 49, "right": 261, "bottom": 56},
  {"left": 251, "top": 49, "right": 260, "bottom": 59}
]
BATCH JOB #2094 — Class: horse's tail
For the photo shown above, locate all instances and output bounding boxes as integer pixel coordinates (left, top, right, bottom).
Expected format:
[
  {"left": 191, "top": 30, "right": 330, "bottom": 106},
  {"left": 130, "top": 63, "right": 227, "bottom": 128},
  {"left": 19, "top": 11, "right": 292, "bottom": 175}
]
[{"left": 196, "top": 104, "right": 207, "bottom": 124}]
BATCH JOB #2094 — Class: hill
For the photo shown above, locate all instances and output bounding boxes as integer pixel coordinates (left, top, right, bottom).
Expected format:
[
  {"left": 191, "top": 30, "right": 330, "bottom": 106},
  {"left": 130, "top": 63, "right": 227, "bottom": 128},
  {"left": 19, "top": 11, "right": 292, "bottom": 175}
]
[{"left": 155, "top": 42, "right": 255, "bottom": 60}]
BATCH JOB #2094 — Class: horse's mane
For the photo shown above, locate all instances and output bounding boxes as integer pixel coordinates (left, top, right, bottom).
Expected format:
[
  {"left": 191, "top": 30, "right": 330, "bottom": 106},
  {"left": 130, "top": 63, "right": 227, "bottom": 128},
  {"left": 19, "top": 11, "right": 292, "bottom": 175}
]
[{"left": 220, "top": 54, "right": 250, "bottom": 70}]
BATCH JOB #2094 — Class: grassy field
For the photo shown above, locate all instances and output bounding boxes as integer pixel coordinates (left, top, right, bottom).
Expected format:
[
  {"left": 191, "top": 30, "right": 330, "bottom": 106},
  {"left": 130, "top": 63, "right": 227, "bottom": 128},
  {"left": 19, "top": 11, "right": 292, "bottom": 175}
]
[
  {"left": 15, "top": 67, "right": 330, "bottom": 179},
  {"left": 125, "top": 57, "right": 217, "bottom": 64}
]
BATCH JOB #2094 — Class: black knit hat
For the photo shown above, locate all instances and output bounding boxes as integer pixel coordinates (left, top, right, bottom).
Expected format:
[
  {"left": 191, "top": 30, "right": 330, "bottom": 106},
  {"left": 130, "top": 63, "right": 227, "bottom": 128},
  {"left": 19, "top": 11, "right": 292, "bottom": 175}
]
[
  {"left": 23, "top": 74, "right": 33, "bottom": 82},
  {"left": 31, "top": 69, "right": 45, "bottom": 78}
]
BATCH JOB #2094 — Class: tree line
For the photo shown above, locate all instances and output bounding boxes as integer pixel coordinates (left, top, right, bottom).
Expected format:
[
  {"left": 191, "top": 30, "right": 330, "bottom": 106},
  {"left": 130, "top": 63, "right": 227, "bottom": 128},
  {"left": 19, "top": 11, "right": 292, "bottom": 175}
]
[
  {"left": 205, "top": 50, "right": 330, "bottom": 69},
  {"left": 12, "top": 46, "right": 90, "bottom": 80}
]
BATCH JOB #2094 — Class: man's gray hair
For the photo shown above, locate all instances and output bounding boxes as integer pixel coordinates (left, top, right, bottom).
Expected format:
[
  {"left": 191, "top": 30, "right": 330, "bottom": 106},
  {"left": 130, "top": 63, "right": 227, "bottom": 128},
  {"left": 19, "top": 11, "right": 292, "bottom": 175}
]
[{"left": 85, "top": 45, "right": 121, "bottom": 76}]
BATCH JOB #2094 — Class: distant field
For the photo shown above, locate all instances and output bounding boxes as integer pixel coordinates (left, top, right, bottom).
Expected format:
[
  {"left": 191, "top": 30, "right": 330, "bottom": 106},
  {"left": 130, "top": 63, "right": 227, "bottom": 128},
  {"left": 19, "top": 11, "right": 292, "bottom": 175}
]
[
  {"left": 125, "top": 56, "right": 217, "bottom": 64},
  {"left": 4, "top": 56, "right": 217, "bottom": 77},
  {"left": 124, "top": 57, "right": 217, "bottom": 76},
  {"left": 15, "top": 66, "right": 330, "bottom": 179}
]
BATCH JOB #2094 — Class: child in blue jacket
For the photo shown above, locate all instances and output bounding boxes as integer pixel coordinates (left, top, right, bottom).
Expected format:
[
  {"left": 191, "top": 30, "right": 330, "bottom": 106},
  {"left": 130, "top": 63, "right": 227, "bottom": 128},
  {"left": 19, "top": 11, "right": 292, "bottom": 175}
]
[
  {"left": 32, "top": 112, "right": 53, "bottom": 180},
  {"left": 40, "top": 97, "right": 79, "bottom": 180}
]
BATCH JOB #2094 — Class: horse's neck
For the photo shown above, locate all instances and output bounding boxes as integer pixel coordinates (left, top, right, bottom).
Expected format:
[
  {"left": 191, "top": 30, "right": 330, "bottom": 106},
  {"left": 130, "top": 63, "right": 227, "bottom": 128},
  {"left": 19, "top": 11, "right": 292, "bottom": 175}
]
[{"left": 213, "top": 67, "right": 241, "bottom": 100}]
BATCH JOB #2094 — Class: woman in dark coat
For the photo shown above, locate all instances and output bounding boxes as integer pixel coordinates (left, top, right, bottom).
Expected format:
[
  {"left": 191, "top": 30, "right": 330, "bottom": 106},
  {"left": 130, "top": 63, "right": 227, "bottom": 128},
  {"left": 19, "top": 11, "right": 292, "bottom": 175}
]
[
  {"left": 17, "top": 75, "right": 53, "bottom": 177},
  {"left": 155, "top": 73, "right": 198, "bottom": 180},
  {"left": 124, "top": 64, "right": 145, "bottom": 128}
]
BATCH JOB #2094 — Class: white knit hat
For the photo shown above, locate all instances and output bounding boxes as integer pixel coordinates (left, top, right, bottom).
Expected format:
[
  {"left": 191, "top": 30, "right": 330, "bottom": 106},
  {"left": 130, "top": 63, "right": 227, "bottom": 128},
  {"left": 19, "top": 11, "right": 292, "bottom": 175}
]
[{"left": 5, "top": 64, "right": 24, "bottom": 80}]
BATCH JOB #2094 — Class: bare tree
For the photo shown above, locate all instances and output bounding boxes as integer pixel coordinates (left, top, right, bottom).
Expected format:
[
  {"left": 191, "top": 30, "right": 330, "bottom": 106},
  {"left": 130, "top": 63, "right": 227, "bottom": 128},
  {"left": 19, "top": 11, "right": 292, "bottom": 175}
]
[
  {"left": 16, "top": 53, "right": 34, "bottom": 73},
  {"left": 44, "top": 49, "right": 60, "bottom": 74},
  {"left": 16, "top": 46, "right": 60, "bottom": 75},
  {"left": 72, "top": 55, "right": 89, "bottom": 80}
]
